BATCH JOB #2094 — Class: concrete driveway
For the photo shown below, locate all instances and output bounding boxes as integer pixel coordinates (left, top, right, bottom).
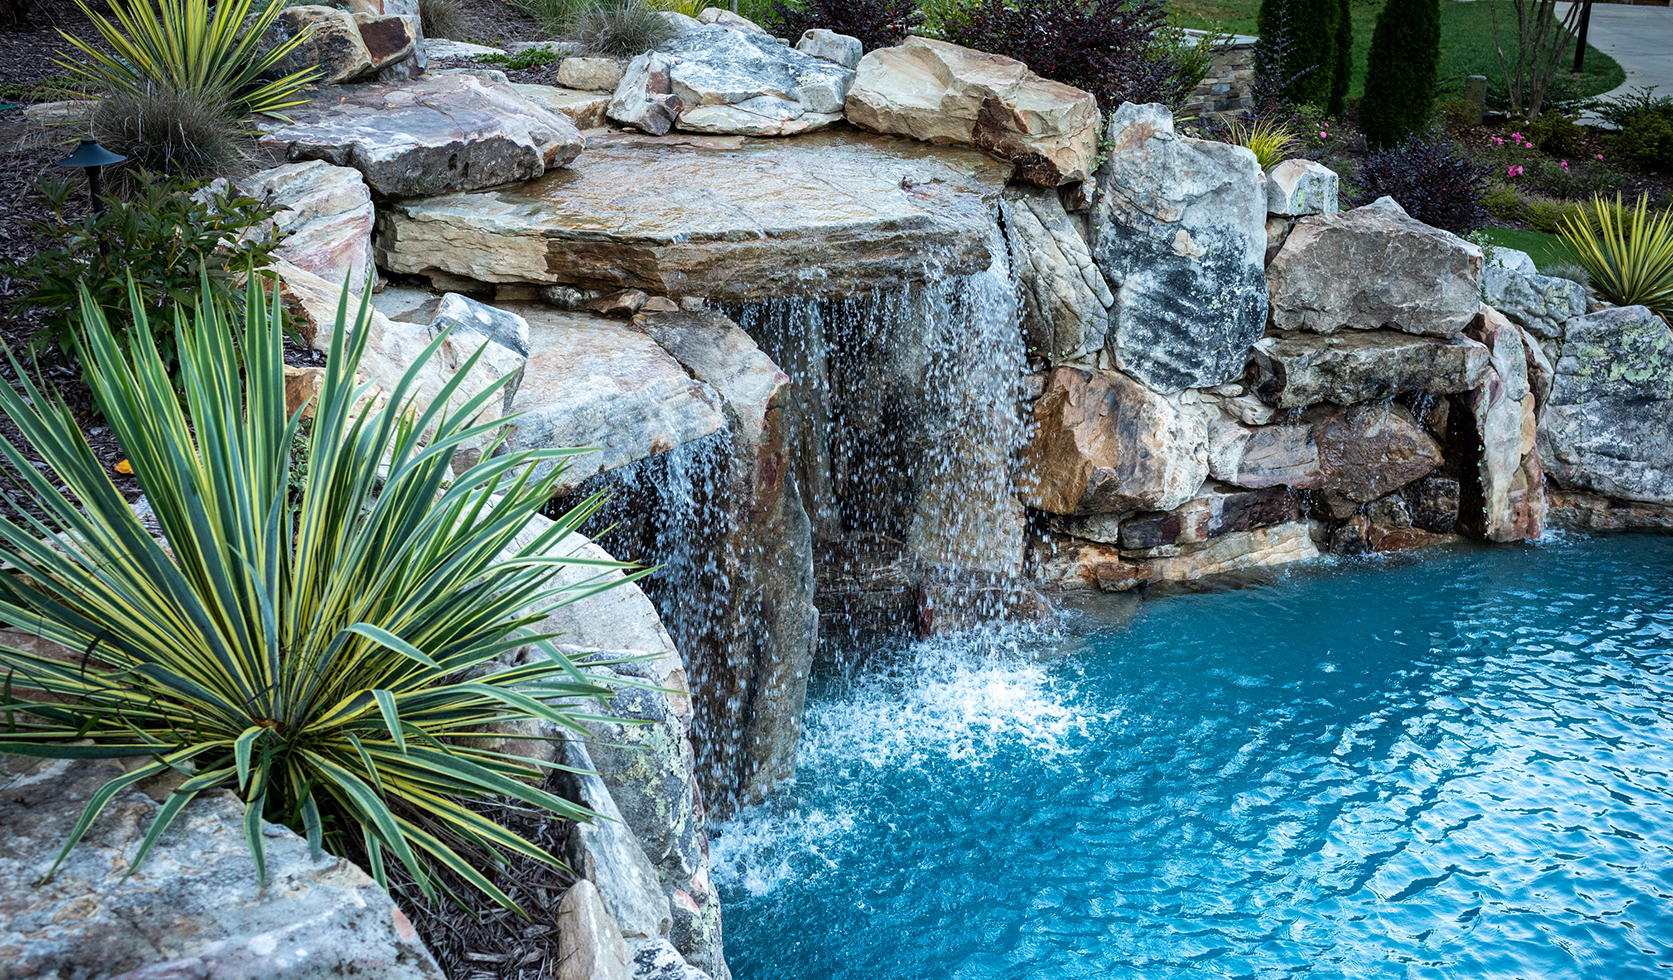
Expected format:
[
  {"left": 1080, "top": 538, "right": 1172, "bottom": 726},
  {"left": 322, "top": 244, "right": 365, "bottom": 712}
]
[{"left": 1555, "top": 1, "right": 1673, "bottom": 104}]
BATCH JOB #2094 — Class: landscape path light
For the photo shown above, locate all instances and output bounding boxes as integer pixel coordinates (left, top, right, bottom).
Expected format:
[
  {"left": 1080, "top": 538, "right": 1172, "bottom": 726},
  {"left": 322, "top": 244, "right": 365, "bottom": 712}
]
[{"left": 55, "top": 137, "right": 126, "bottom": 215}]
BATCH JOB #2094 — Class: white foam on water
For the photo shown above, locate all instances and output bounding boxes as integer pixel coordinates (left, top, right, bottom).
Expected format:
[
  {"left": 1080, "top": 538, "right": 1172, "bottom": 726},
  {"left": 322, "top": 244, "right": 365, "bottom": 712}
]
[{"left": 712, "top": 623, "right": 1108, "bottom": 896}]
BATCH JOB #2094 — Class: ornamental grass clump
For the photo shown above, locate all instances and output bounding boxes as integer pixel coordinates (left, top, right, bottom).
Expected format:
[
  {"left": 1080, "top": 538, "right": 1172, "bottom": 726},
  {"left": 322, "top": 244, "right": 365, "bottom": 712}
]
[
  {"left": 1221, "top": 114, "right": 1301, "bottom": 170},
  {"left": 0, "top": 274, "right": 640, "bottom": 912},
  {"left": 1559, "top": 193, "right": 1673, "bottom": 318}
]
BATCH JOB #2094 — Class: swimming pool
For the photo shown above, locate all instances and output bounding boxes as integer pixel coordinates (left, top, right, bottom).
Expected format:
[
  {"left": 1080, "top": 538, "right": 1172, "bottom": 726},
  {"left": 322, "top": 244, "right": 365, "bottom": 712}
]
[{"left": 714, "top": 535, "right": 1673, "bottom": 979}]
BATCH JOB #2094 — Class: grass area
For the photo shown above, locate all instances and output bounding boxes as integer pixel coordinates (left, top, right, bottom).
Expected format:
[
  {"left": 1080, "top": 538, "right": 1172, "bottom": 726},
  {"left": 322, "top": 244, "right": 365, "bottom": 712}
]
[
  {"left": 1167, "top": 0, "right": 1624, "bottom": 103},
  {"left": 1475, "top": 226, "right": 1576, "bottom": 270}
]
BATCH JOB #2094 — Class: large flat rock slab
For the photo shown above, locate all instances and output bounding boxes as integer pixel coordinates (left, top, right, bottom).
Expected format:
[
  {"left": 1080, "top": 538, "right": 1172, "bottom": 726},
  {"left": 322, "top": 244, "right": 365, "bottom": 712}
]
[
  {"left": 374, "top": 130, "right": 1014, "bottom": 300},
  {"left": 258, "top": 74, "right": 584, "bottom": 198}
]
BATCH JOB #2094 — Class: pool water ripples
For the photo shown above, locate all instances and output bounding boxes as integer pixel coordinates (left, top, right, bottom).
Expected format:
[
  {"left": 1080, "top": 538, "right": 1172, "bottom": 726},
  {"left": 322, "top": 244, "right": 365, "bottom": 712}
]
[{"left": 713, "top": 536, "right": 1673, "bottom": 979}]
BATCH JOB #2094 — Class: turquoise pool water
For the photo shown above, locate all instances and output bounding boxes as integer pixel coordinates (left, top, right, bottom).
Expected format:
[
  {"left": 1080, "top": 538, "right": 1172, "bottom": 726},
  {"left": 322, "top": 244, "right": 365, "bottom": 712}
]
[{"left": 712, "top": 536, "right": 1673, "bottom": 980}]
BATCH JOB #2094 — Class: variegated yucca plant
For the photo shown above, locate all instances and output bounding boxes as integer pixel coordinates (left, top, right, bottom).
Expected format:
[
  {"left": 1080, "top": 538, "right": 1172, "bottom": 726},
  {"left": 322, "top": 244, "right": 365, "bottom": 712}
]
[
  {"left": 0, "top": 273, "right": 640, "bottom": 912},
  {"left": 1559, "top": 192, "right": 1673, "bottom": 320},
  {"left": 57, "top": 0, "right": 320, "bottom": 119}
]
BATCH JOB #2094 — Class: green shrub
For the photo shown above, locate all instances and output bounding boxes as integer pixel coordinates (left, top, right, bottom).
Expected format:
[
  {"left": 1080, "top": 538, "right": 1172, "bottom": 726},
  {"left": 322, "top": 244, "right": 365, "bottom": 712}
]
[
  {"left": 1359, "top": 0, "right": 1441, "bottom": 147},
  {"left": 419, "top": 0, "right": 468, "bottom": 40},
  {"left": 1613, "top": 107, "right": 1673, "bottom": 173},
  {"left": 570, "top": 0, "right": 675, "bottom": 57},
  {"left": 1436, "top": 97, "right": 1479, "bottom": 131},
  {"left": 1590, "top": 86, "right": 1673, "bottom": 129},
  {"left": 6, "top": 172, "right": 280, "bottom": 373},
  {"left": 1559, "top": 193, "right": 1673, "bottom": 317},
  {"left": 1526, "top": 110, "right": 1583, "bottom": 157},
  {"left": 1534, "top": 156, "right": 1620, "bottom": 200},
  {"left": 1254, "top": 0, "right": 1342, "bottom": 110},
  {"left": 1485, "top": 181, "right": 1582, "bottom": 233},
  {"left": 1328, "top": 0, "right": 1350, "bottom": 116},
  {"left": 58, "top": 0, "right": 318, "bottom": 120},
  {"left": 0, "top": 274, "right": 636, "bottom": 912},
  {"left": 479, "top": 47, "right": 560, "bottom": 69}
]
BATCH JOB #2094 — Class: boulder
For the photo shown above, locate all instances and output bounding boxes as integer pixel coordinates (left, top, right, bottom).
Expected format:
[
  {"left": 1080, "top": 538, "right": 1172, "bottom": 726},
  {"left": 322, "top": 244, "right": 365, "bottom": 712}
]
[
  {"left": 1019, "top": 366, "right": 1211, "bottom": 516},
  {"left": 555, "top": 739, "right": 674, "bottom": 942},
  {"left": 656, "top": 10, "right": 704, "bottom": 32},
  {"left": 375, "top": 130, "right": 1012, "bottom": 300},
  {"left": 0, "top": 758, "right": 445, "bottom": 980},
  {"left": 608, "top": 52, "right": 684, "bottom": 135},
  {"left": 1117, "top": 483, "right": 1299, "bottom": 549},
  {"left": 573, "top": 656, "right": 725, "bottom": 978},
  {"left": 797, "top": 28, "right": 863, "bottom": 69},
  {"left": 21, "top": 99, "right": 97, "bottom": 126},
  {"left": 845, "top": 36, "right": 1100, "bottom": 187},
  {"left": 1482, "top": 262, "right": 1588, "bottom": 340},
  {"left": 1130, "top": 521, "right": 1319, "bottom": 583},
  {"left": 239, "top": 160, "right": 375, "bottom": 295},
  {"left": 655, "top": 26, "right": 852, "bottom": 136},
  {"left": 1226, "top": 401, "right": 1442, "bottom": 502},
  {"left": 1538, "top": 304, "right": 1673, "bottom": 505},
  {"left": 1267, "top": 196, "right": 1483, "bottom": 337},
  {"left": 1460, "top": 305, "right": 1542, "bottom": 540},
  {"left": 258, "top": 75, "right": 585, "bottom": 198},
  {"left": 430, "top": 291, "right": 530, "bottom": 357},
  {"left": 503, "top": 307, "right": 728, "bottom": 483},
  {"left": 697, "top": 5, "right": 769, "bottom": 33},
  {"left": 349, "top": 0, "right": 424, "bottom": 78},
  {"left": 1045, "top": 511, "right": 1124, "bottom": 545},
  {"left": 1001, "top": 182, "right": 1113, "bottom": 363},
  {"left": 1546, "top": 489, "right": 1673, "bottom": 532},
  {"left": 1265, "top": 158, "right": 1338, "bottom": 216},
  {"left": 274, "top": 260, "right": 521, "bottom": 458},
  {"left": 1249, "top": 329, "right": 1490, "bottom": 409},
  {"left": 258, "top": 5, "right": 373, "bottom": 84},
  {"left": 1405, "top": 474, "right": 1461, "bottom": 532},
  {"left": 354, "top": 12, "right": 417, "bottom": 70},
  {"left": 511, "top": 83, "right": 612, "bottom": 128},
  {"left": 1089, "top": 102, "right": 1268, "bottom": 393},
  {"left": 560, "top": 55, "right": 628, "bottom": 92},
  {"left": 627, "top": 937, "right": 715, "bottom": 980},
  {"left": 423, "top": 37, "right": 500, "bottom": 59},
  {"left": 557, "top": 880, "right": 633, "bottom": 980},
  {"left": 1028, "top": 535, "right": 1144, "bottom": 592}
]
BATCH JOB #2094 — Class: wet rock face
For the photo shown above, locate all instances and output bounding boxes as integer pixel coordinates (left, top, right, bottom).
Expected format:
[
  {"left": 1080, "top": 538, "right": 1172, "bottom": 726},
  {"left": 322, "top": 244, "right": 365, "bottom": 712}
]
[
  {"left": 1116, "top": 483, "right": 1299, "bottom": 550},
  {"left": 1460, "top": 307, "right": 1544, "bottom": 541},
  {"left": 375, "top": 130, "right": 1012, "bottom": 300},
  {"left": 1539, "top": 304, "right": 1673, "bottom": 505},
  {"left": 1266, "top": 196, "right": 1483, "bottom": 337},
  {"left": 1020, "top": 366, "right": 1212, "bottom": 516},
  {"left": 0, "top": 758, "right": 446, "bottom": 980},
  {"left": 259, "top": 75, "right": 585, "bottom": 198},
  {"left": 845, "top": 36, "right": 1100, "bottom": 187},
  {"left": 1090, "top": 102, "right": 1268, "bottom": 393},
  {"left": 1250, "top": 330, "right": 1490, "bottom": 409}
]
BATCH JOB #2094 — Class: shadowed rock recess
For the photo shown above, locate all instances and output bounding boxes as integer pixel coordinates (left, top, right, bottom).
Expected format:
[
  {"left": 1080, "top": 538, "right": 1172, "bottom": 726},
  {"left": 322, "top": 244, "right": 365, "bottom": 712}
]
[{"left": 11, "top": 18, "right": 1667, "bottom": 975}]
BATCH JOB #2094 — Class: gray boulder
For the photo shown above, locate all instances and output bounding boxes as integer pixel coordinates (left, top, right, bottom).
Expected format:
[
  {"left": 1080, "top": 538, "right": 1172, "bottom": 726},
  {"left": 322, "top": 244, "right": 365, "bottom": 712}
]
[
  {"left": 628, "top": 937, "right": 715, "bottom": 980},
  {"left": 1249, "top": 329, "right": 1490, "bottom": 408},
  {"left": 1224, "top": 401, "right": 1442, "bottom": 502},
  {"left": 556, "top": 739, "right": 675, "bottom": 942},
  {"left": 608, "top": 52, "right": 685, "bottom": 135},
  {"left": 655, "top": 26, "right": 852, "bottom": 136},
  {"left": 796, "top": 28, "right": 863, "bottom": 68},
  {"left": 1539, "top": 304, "right": 1673, "bottom": 505},
  {"left": 1483, "top": 262, "right": 1588, "bottom": 340},
  {"left": 1265, "top": 158, "right": 1338, "bottom": 216},
  {"left": 1090, "top": 102, "right": 1267, "bottom": 393},
  {"left": 431, "top": 291, "right": 531, "bottom": 356},
  {"left": 258, "top": 74, "right": 585, "bottom": 198},
  {"left": 1001, "top": 182, "right": 1113, "bottom": 363},
  {"left": 1267, "top": 196, "right": 1483, "bottom": 337},
  {"left": 557, "top": 880, "right": 633, "bottom": 980},
  {"left": 0, "top": 758, "right": 444, "bottom": 980}
]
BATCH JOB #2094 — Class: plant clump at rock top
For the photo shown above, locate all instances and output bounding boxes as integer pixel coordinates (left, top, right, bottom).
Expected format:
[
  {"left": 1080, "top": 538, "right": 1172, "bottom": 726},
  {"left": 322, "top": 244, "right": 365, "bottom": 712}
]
[
  {"left": 1559, "top": 193, "right": 1673, "bottom": 319},
  {"left": 939, "top": 0, "right": 1199, "bottom": 112},
  {"left": 0, "top": 273, "right": 641, "bottom": 914},
  {"left": 565, "top": 0, "right": 678, "bottom": 57}
]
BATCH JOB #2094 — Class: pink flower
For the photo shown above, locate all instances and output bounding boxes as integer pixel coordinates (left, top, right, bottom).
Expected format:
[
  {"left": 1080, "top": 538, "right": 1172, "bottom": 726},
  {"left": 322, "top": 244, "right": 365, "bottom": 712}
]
[
  {"left": 1507, "top": 165, "right": 1525, "bottom": 177},
  {"left": 1561, "top": 160, "right": 1569, "bottom": 170},
  {"left": 1493, "top": 136, "right": 1505, "bottom": 145},
  {"left": 1320, "top": 130, "right": 1329, "bottom": 139},
  {"left": 1597, "top": 153, "right": 1605, "bottom": 159},
  {"left": 1511, "top": 132, "right": 1523, "bottom": 140}
]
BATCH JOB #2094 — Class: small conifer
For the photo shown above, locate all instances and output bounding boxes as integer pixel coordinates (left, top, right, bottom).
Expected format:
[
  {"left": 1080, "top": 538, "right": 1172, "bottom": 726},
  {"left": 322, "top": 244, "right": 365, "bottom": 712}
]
[{"left": 1359, "top": 0, "right": 1442, "bottom": 147}]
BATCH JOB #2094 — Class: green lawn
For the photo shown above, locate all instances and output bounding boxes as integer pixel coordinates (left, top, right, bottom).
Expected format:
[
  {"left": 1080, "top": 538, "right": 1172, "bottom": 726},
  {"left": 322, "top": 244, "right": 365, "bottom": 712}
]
[
  {"left": 1474, "top": 226, "right": 1576, "bottom": 271},
  {"left": 1168, "top": 0, "right": 1624, "bottom": 103}
]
